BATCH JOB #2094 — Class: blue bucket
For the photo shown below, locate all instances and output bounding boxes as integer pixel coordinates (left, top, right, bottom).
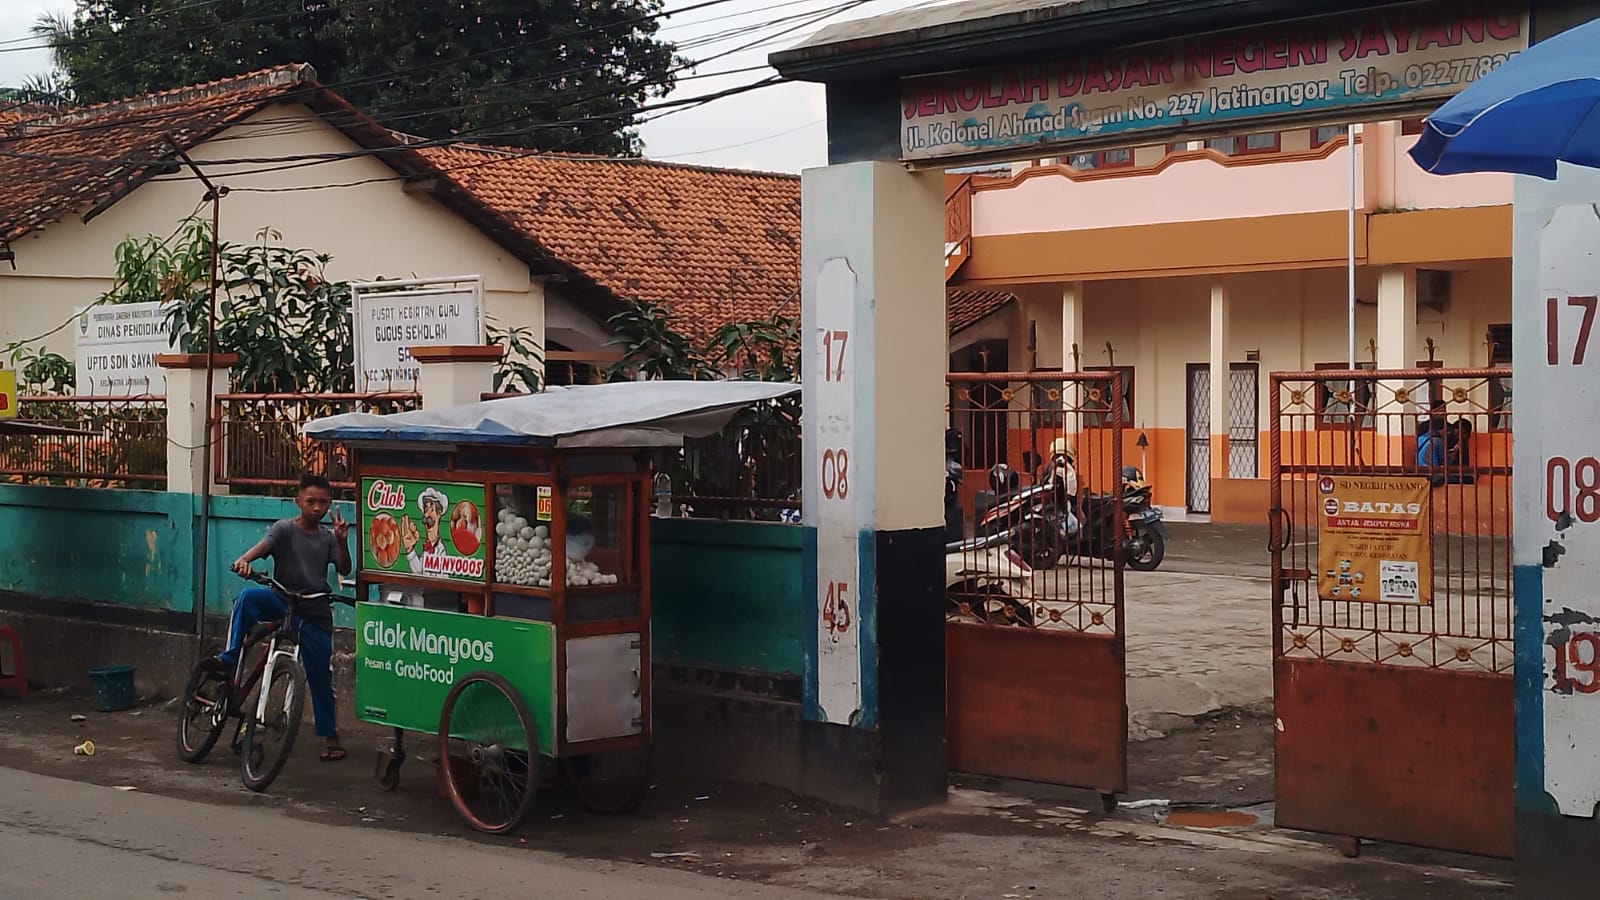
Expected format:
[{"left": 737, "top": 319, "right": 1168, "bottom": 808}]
[{"left": 87, "top": 665, "right": 136, "bottom": 712}]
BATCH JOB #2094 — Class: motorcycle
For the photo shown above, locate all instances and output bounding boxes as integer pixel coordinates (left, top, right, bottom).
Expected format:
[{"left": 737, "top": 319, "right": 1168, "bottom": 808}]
[
  {"left": 945, "top": 533, "right": 1037, "bottom": 626},
  {"left": 972, "top": 462, "right": 1076, "bottom": 570},
  {"left": 944, "top": 430, "right": 1037, "bottom": 625},
  {"left": 1066, "top": 466, "right": 1169, "bottom": 571}
]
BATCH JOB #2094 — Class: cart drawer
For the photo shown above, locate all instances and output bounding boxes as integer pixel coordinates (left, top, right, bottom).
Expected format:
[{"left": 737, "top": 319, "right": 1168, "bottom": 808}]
[{"left": 565, "top": 633, "right": 643, "bottom": 744}]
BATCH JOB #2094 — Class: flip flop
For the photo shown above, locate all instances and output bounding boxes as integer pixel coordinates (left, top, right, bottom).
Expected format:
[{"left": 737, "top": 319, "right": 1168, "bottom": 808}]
[{"left": 320, "top": 746, "right": 348, "bottom": 762}]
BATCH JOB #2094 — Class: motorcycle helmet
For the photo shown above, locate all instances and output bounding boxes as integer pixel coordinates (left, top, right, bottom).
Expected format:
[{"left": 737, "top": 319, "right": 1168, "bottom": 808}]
[
  {"left": 988, "top": 462, "right": 1019, "bottom": 494},
  {"left": 1122, "top": 466, "right": 1150, "bottom": 491},
  {"left": 945, "top": 427, "right": 963, "bottom": 459},
  {"left": 1050, "top": 437, "right": 1076, "bottom": 465}
]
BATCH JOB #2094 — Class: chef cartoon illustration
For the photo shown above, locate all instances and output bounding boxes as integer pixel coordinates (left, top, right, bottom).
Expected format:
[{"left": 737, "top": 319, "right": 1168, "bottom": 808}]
[{"left": 401, "top": 487, "right": 448, "bottom": 574}]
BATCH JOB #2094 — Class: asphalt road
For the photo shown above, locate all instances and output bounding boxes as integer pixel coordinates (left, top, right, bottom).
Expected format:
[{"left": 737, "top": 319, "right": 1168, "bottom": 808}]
[{"left": 0, "top": 766, "right": 836, "bottom": 900}]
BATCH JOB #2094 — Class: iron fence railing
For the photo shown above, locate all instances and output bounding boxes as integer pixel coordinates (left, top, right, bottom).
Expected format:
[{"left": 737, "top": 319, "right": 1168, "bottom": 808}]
[
  {"left": 214, "top": 392, "right": 421, "bottom": 494},
  {"left": 0, "top": 395, "right": 167, "bottom": 486}
]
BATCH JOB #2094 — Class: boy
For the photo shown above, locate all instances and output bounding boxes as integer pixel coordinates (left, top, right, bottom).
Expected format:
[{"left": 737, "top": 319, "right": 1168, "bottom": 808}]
[{"left": 208, "top": 474, "right": 352, "bottom": 761}]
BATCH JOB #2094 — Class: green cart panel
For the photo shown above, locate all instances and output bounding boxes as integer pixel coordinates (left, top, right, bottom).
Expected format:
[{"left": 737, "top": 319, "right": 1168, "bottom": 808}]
[{"left": 356, "top": 603, "right": 555, "bottom": 754}]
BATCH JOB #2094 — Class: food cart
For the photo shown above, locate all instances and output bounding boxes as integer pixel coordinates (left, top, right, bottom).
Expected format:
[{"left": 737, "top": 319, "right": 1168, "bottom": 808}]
[{"left": 305, "top": 380, "right": 798, "bottom": 834}]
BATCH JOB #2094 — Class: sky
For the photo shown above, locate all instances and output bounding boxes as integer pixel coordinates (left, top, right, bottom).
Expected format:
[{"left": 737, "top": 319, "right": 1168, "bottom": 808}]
[{"left": 0, "top": 0, "right": 931, "bottom": 174}]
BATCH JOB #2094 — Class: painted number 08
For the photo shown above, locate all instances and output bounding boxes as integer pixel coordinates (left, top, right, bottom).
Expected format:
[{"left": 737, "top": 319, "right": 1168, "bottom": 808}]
[
  {"left": 1554, "top": 632, "right": 1600, "bottom": 693},
  {"left": 821, "top": 448, "right": 849, "bottom": 500},
  {"left": 1546, "top": 455, "right": 1600, "bottom": 524}
]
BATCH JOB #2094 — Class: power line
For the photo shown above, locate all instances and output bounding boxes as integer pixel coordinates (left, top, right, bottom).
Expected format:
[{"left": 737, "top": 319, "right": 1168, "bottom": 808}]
[
  {"left": 1, "top": 0, "right": 870, "bottom": 159},
  {"left": 0, "top": 0, "right": 844, "bottom": 145}
]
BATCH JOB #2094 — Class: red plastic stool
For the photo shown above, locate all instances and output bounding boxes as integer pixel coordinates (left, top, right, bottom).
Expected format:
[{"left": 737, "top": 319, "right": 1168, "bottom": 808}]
[{"left": 0, "top": 625, "right": 25, "bottom": 700}]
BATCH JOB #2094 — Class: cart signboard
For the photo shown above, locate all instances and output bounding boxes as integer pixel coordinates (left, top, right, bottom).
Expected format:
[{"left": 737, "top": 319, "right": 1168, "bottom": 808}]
[
  {"left": 356, "top": 603, "right": 555, "bottom": 749},
  {"left": 362, "top": 477, "right": 487, "bottom": 583},
  {"left": 1316, "top": 474, "right": 1432, "bottom": 605}
]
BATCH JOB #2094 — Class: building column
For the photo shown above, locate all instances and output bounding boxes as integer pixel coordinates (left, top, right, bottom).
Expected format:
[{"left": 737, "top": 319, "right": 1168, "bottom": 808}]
[
  {"left": 156, "top": 353, "right": 235, "bottom": 494},
  {"left": 1209, "top": 281, "right": 1230, "bottom": 480},
  {"left": 1062, "top": 282, "right": 1084, "bottom": 371},
  {"left": 410, "top": 345, "right": 504, "bottom": 409},
  {"left": 801, "top": 161, "right": 946, "bottom": 814},
  {"left": 1377, "top": 267, "right": 1418, "bottom": 372}
]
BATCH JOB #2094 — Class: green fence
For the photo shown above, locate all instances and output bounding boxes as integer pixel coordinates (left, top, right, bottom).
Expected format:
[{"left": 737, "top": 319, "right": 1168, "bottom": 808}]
[{"left": 0, "top": 485, "right": 806, "bottom": 678}]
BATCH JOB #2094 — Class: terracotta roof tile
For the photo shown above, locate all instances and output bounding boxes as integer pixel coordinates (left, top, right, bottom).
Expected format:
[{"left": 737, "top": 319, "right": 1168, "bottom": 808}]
[
  {"left": 416, "top": 145, "right": 801, "bottom": 342},
  {"left": 1, "top": 65, "right": 318, "bottom": 242},
  {"left": 949, "top": 289, "right": 1014, "bottom": 334}
]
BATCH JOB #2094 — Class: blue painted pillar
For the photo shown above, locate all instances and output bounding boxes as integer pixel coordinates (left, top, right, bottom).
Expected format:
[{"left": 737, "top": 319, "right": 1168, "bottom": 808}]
[
  {"left": 798, "top": 161, "right": 948, "bottom": 813},
  {"left": 1513, "top": 167, "right": 1600, "bottom": 894}
]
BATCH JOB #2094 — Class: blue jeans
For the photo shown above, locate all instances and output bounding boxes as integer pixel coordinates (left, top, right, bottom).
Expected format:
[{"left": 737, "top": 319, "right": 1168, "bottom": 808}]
[{"left": 223, "top": 586, "right": 338, "bottom": 739}]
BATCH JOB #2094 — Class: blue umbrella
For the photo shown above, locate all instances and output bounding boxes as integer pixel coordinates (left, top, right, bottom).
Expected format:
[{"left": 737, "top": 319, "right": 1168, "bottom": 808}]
[{"left": 1410, "top": 17, "right": 1600, "bottom": 179}]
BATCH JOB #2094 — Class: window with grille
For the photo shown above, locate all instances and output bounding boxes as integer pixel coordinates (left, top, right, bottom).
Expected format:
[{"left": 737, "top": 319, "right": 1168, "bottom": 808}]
[
  {"left": 1083, "top": 366, "right": 1134, "bottom": 427},
  {"left": 1314, "top": 361, "right": 1376, "bottom": 428}
]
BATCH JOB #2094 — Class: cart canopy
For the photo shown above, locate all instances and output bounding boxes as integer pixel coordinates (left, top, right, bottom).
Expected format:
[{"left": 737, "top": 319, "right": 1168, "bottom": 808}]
[{"left": 303, "top": 380, "right": 799, "bottom": 448}]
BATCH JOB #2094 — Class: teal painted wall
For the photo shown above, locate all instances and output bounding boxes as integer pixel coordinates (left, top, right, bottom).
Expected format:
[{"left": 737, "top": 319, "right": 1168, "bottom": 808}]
[
  {"left": 0, "top": 485, "right": 193, "bottom": 611},
  {"left": 0, "top": 486, "right": 802, "bottom": 672},
  {"left": 650, "top": 518, "right": 805, "bottom": 677}
]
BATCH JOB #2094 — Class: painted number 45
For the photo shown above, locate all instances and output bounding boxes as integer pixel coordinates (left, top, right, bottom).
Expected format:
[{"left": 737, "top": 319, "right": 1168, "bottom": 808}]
[{"left": 822, "top": 580, "right": 851, "bottom": 640}]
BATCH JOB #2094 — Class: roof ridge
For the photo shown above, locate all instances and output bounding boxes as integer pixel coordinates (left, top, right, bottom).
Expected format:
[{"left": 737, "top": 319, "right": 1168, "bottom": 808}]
[
  {"left": 433, "top": 140, "right": 801, "bottom": 181},
  {"left": 20, "top": 64, "right": 314, "bottom": 132}
]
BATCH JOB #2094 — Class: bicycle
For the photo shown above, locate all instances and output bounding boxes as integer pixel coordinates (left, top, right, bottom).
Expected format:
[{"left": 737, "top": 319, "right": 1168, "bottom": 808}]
[{"left": 176, "top": 570, "right": 349, "bottom": 793}]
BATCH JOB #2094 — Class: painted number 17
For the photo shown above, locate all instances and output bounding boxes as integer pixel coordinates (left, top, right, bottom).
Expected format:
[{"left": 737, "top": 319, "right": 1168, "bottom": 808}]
[
  {"left": 1548, "top": 296, "right": 1599, "bottom": 365},
  {"left": 822, "top": 330, "right": 848, "bottom": 381}
]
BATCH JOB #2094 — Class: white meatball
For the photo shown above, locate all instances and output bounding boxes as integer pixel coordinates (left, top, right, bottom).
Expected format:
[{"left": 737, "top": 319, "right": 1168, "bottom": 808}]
[
  {"left": 519, "top": 526, "right": 535, "bottom": 541},
  {"left": 534, "top": 525, "right": 549, "bottom": 539},
  {"left": 512, "top": 516, "right": 529, "bottom": 531}
]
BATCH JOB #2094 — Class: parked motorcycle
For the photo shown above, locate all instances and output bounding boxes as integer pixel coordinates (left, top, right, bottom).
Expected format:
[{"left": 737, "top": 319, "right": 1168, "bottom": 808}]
[
  {"left": 1067, "top": 466, "right": 1168, "bottom": 571},
  {"left": 945, "top": 533, "right": 1036, "bottom": 626},
  {"left": 973, "top": 462, "right": 1076, "bottom": 570}
]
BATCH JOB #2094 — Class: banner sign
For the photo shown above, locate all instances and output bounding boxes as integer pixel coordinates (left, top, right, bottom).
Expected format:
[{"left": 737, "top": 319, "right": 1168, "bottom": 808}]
[
  {"left": 74, "top": 301, "right": 173, "bottom": 395},
  {"left": 355, "top": 602, "right": 554, "bottom": 747},
  {"left": 0, "top": 370, "right": 15, "bottom": 419},
  {"left": 361, "top": 477, "right": 487, "bottom": 584},
  {"left": 898, "top": 0, "right": 1528, "bottom": 162},
  {"left": 351, "top": 277, "right": 484, "bottom": 393},
  {"left": 1316, "top": 475, "right": 1432, "bottom": 605}
]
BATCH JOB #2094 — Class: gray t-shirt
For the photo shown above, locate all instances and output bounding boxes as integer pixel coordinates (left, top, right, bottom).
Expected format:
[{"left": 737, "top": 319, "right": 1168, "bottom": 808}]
[{"left": 264, "top": 518, "right": 341, "bottom": 630}]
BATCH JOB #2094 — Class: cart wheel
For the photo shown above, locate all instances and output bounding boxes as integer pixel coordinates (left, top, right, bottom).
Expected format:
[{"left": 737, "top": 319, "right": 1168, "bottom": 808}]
[
  {"left": 562, "top": 744, "right": 653, "bottom": 815},
  {"left": 438, "top": 671, "right": 539, "bottom": 835}
]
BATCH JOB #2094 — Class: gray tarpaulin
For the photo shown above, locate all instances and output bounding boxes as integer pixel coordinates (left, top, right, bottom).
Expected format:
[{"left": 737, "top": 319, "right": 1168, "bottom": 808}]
[{"left": 303, "top": 380, "right": 799, "bottom": 449}]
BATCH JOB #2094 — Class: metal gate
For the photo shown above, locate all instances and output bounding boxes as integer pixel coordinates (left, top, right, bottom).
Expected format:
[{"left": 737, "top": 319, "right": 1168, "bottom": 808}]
[
  {"left": 1186, "top": 364, "right": 1211, "bottom": 513},
  {"left": 947, "top": 372, "right": 1126, "bottom": 798},
  {"left": 1269, "top": 368, "right": 1514, "bottom": 858}
]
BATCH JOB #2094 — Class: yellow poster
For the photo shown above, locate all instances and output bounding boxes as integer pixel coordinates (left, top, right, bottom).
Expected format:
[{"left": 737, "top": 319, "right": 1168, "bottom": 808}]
[
  {"left": 0, "top": 370, "right": 15, "bottom": 419},
  {"left": 1316, "top": 475, "right": 1431, "bottom": 605}
]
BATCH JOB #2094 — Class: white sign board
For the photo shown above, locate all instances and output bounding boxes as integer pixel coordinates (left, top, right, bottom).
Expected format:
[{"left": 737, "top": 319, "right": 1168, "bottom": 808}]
[
  {"left": 352, "top": 277, "right": 484, "bottom": 393},
  {"left": 74, "top": 301, "right": 173, "bottom": 395},
  {"left": 1536, "top": 202, "right": 1600, "bottom": 816},
  {"left": 809, "top": 258, "right": 862, "bottom": 725}
]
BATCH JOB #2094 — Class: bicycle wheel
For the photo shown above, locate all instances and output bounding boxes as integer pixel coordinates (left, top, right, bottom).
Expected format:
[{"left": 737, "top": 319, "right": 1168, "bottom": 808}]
[
  {"left": 562, "top": 745, "right": 653, "bottom": 815},
  {"left": 240, "top": 653, "right": 306, "bottom": 793},
  {"left": 437, "top": 671, "right": 539, "bottom": 835},
  {"left": 177, "top": 651, "right": 228, "bottom": 764}
]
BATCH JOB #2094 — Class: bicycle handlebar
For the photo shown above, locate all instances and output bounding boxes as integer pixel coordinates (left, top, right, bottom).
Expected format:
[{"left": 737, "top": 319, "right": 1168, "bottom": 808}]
[{"left": 243, "top": 569, "right": 356, "bottom": 606}]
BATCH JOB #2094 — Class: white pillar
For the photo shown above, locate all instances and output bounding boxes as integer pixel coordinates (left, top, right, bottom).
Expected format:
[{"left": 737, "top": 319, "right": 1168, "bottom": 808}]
[
  {"left": 410, "top": 345, "right": 504, "bottom": 409},
  {"left": 801, "top": 161, "right": 945, "bottom": 811},
  {"left": 156, "top": 354, "right": 233, "bottom": 494},
  {"left": 1377, "top": 267, "right": 1419, "bottom": 371},
  {"left": 1061, "top": 281, "right": 1084, "bottom": 372},
  {"left": 1209, "top": 281, "right": 1230, "bottom": 479}
]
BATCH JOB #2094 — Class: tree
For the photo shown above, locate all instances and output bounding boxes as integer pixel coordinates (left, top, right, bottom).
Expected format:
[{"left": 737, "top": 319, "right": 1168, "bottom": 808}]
[{"left": 33, "top": 0, "right": 682, "bottom": 155}]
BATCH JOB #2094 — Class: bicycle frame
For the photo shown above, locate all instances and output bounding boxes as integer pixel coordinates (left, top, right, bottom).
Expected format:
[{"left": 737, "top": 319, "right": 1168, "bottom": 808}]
[{"left": 250, "top": 632, "right": 302, "bottom": 729}]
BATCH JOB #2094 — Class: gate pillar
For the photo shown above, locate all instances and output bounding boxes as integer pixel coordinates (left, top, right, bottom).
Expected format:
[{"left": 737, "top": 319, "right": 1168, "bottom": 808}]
[{"left": 799, "top": 161, "right": 948, "bottom": 813}]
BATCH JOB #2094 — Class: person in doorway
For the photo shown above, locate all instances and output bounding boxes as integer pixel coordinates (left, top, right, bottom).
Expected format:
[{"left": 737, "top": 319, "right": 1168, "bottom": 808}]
[{"left": 208, "top": 474, "right": 352, "bottom": 762}]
